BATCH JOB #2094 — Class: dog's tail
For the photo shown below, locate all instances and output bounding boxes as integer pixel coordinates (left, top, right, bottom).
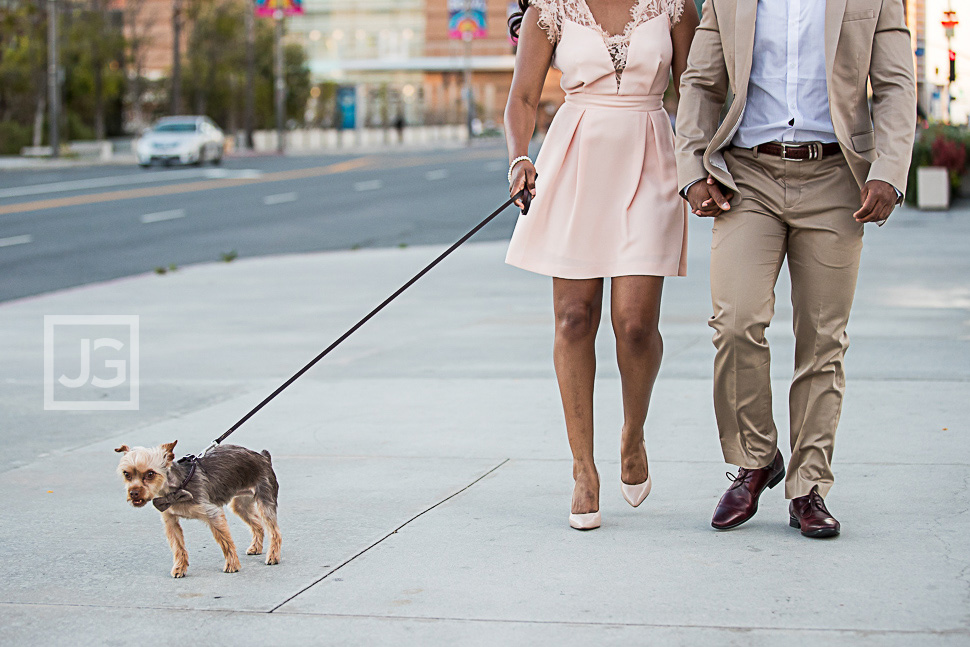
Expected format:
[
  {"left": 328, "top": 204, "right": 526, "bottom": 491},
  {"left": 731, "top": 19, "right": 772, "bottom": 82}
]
[{"left": 261, "top": 449, "right": 272, "bottom": 463}]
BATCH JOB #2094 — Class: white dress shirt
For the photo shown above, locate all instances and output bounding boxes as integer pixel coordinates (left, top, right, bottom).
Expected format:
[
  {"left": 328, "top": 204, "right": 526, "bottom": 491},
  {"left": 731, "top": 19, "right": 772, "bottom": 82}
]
[{"left": 732, "top": 0, "right": 837, "bottom": 148}]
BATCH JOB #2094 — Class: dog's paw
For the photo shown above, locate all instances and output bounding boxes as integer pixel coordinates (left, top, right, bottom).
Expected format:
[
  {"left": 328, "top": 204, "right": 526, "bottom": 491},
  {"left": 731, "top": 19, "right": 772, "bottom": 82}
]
[
  {"left": 223, "top": 560, "right": 240, "bottom": 573},
  {"left": 265, "top": 554, "right": 280, "bottom": 566},
  {"left": 171, "top": 567, "right": 187, "bottom": 578},
  {"left": 246, "top": 545, "right": 262, "bottom": 556}
]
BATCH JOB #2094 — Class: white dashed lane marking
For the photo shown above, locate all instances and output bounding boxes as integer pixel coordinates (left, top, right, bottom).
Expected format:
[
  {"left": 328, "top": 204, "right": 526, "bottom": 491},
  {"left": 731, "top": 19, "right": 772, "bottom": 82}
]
[
  {"left": 0, "top": 234, "right": 33, "bottom": 247},
  {"left": 425, "top": 169, "right": 449, "bottom": 181},
  {"left": 353, "top": 179, "right": 383, "bottom": 192},
  {"left": 140, "top": 209, "right": 186, "bottom": 224},
  {"left": 263, "top": 192, "right": 298, "bottom": 205},
  {"left": 0, "top": 169, "right": 262, "bottom": 199}
]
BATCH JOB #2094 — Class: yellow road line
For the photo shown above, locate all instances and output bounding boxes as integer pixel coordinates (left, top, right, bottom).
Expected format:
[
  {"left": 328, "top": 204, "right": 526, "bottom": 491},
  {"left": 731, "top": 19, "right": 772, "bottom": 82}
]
[
  {"left": 0, "top": 148, "right": 506, "bottom": 217},
  {"left": 0, "top": 157, "right": 373, "bottom": 216}
]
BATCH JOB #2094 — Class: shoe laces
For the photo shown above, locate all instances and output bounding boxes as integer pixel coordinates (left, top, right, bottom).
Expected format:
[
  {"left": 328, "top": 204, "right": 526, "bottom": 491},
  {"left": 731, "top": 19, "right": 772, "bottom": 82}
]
[
  {"left": 726, "top": 467, "right": 754, "bottom": 489},
  {"left": 808, "top": 487, "right": 830, "bottom": 515}
]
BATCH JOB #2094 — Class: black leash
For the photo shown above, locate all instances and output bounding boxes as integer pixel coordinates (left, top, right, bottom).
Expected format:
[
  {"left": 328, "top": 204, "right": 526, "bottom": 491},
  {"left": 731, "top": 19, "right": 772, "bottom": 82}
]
[{"left": 199, "top": 187, "right": 532, "bottom": 457}]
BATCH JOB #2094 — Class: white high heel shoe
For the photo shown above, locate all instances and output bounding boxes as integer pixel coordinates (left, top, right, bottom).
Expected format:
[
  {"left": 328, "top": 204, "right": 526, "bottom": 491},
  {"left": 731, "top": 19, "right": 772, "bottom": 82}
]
[
  {"left": 569, "top": 510, "right": 601, "bottom": 530},
  {"left": 621, "top": 441, "right": 652, "bottom": 508},
  {"left": 569, "top": 471, "right": 601, "bottom": 530}
]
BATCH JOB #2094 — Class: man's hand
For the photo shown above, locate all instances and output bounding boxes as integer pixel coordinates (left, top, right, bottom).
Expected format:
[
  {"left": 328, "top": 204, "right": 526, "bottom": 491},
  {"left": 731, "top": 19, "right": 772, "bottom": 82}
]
[
  {"left": 686, "top": 175, "right": 734, "bottom": 217},
  {"left": 853, "top": 180, "right": 898, "bottom": 224}
]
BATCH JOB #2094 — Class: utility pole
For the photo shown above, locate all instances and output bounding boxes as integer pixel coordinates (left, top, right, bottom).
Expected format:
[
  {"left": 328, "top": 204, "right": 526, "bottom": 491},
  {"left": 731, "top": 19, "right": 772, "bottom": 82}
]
[
  {"left": 274, "top": 6, "right": 285, "bottom": 153},
  {"left": 942, "top": 5, "right": 959, "bottom": 123},
  {"left": 462, "top": 0, "right": 476, "bottom": 145},
  {"left": 47, "top": 0, "right": 59, "bottom": 158},
  {"left": 171, "top": 0, "right": 182, "bottom": 115},
  {"left": 245, "top": 0, "right": 255, "bottom": 149}
]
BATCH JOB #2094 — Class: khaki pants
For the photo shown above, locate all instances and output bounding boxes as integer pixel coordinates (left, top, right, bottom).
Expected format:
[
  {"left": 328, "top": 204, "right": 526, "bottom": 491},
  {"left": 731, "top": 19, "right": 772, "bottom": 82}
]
[{"left": 710, "top": 147, "right": 864, "bottom": 499}]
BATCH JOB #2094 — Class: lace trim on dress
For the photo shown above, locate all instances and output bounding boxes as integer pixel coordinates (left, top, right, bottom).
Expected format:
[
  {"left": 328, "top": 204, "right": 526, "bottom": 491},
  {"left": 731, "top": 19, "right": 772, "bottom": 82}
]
[
  {"left": 666, "top": 0, "right": 686, "bottom": 28},
  {"left": 529, "top": 0, "right": 684, "bottom": 85},
  {"left": 530, "top": 0, "right": 563, "bottom": 46}
]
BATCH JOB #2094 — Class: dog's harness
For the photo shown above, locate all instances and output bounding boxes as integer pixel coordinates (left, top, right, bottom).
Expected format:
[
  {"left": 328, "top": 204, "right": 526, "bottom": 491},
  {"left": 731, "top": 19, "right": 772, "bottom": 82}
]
[{"left": 152, "top": 455, "right": 198, "bottom": 512}]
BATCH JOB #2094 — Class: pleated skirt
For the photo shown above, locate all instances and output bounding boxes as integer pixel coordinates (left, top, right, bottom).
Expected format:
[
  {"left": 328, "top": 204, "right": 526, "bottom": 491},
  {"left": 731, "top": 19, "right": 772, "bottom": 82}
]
[{"left": 506, "top": 92, "right": 688, "bottom": 279}]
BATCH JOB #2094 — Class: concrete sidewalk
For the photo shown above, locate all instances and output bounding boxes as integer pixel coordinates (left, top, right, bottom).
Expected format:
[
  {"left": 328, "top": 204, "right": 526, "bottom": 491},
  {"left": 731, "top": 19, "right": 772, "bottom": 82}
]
[{"left": 0, "top": 201, "right": 968, "bottom": 645}]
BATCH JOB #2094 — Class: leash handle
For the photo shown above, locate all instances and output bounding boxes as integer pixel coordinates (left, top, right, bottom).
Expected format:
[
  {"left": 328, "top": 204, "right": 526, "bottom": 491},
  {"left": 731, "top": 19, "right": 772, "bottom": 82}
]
[{"left": 211, "top": 189, "right": 528, "bottom": 447}]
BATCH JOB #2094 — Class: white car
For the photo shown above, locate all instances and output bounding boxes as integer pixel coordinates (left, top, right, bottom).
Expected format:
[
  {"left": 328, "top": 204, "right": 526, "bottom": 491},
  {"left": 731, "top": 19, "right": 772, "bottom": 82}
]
[{"left": 137, "top": 116, "right": 225, "bottom": 167}]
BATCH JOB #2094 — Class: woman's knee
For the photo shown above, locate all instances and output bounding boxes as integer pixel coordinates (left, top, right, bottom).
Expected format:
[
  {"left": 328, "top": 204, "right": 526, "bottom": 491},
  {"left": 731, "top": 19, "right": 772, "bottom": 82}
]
[
  {"left": 556, "top": 304, "right": 599, "bottom": 342},
  {"left": 615, "top": 318, "right": 662, "bottom": 351}
]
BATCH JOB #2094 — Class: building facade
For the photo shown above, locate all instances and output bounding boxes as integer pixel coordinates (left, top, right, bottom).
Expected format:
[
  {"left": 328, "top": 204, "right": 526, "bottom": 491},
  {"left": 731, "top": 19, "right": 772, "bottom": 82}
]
[{"left": 287, "top": 0, "right": 563, "bottom": 128}]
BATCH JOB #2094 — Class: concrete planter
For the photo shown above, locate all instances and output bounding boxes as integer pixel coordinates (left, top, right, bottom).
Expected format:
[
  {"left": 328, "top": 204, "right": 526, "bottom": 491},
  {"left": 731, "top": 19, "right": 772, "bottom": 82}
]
[{"left": 917, "top": 166, "right": 951, "bottom": 210}]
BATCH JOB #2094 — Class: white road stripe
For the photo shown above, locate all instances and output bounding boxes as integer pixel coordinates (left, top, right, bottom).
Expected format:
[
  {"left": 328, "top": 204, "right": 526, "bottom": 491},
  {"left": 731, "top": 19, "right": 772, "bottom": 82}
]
[
  {"left": 263, "top": 192, "right": 298, "bottom": 205},
  {"left": 205, "top": 168, "right": 262, "bottom": 180},
  {"left": 0, "top": 169, "right": 262, "bottom": 199},
  {"left": 140, "top": 209, "right": 186, "bottom": 224},
  {"left": 0, "top": 234, "right": 32, "bottom": 248},
  {"left": 425, "top": 169, "right": 449, "bottom": 181},
  {"left": 353, "top": 179, "right": 383, "bottom": 192}
]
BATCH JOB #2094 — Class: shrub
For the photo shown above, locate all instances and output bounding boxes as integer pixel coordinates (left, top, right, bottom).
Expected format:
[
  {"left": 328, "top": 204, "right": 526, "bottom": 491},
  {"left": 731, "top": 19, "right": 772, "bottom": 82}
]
[
  {"left": 0, "top": 121, "right": 32, "bottom": 155},
  {"left": 931, "top": 135, "right": 967, "bottom": 187},
  {"left": 908, "top": 123, "right": 970, "bottom": 203}
]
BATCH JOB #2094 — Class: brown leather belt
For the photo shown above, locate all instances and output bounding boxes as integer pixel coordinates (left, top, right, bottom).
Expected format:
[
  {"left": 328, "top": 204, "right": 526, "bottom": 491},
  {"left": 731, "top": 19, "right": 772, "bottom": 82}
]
[{"left": 752, "top": 141, "right": 842, "bottom": 161}]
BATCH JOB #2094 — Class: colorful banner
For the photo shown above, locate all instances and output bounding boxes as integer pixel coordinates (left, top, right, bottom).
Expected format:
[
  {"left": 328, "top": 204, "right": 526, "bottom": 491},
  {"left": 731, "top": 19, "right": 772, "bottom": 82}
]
[
  {"left": 255, "top": 0, "right": 304, "bottom": 17},
  {"left": 448, "top": 0, "right": 487, "bottom": 40}
]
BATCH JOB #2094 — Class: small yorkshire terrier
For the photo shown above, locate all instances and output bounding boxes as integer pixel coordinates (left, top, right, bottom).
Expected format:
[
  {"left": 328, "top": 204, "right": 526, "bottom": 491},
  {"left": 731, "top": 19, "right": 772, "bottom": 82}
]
[{"left": 115, "top": 440, "right": 281, "bottom": 578}]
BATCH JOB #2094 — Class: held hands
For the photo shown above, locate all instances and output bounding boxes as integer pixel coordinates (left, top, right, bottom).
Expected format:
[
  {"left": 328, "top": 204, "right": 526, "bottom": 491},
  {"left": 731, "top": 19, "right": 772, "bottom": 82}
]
[
  {"left": 686, "top": 175, "right": 734, "bottom": 217},
  {"left": 853, "top": 180, "right": 898, "bottom": 224},
  {"left": 510, "top": 159, "right": 537, "bottom": 210}
]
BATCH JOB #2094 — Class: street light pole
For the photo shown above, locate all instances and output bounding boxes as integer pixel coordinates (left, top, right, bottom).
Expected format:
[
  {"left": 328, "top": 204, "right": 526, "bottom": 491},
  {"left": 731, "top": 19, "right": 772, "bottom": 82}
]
[
  {"left": 274, "top": 7, "right": 285, "bottom": 153},
  {"left": 942, "top": 4, "right": 958, "bottom": 124},
  {"left": 245, "top": 0, "right": 255, "bottom": 150},
  {"left": 462, "top": 0, "right": 476, "bottom": 145},
  {"left": 172, "top": 0, "right": 182, "bottom": 115},
  {"left": 47, "top": 0, "right": 59, "bottom": 158}
]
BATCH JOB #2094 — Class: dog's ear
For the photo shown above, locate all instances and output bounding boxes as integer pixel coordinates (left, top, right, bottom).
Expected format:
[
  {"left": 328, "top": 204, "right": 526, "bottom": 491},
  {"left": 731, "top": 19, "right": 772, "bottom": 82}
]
[
  {"left": 161, "top": 440, "right": 178, "bottom": 463},
  {"left": 114, "top": 445, "right": 130, "bottom": 454}
]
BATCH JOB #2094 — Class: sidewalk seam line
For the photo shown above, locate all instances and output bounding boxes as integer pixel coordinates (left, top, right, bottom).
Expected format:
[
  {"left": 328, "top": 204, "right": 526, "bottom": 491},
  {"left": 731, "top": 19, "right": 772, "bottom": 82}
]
[
  {"left": 0, "top": 602, "right": 966, "bottom": 635},
  {"left": 267, "top": 457, "right": 510, "bottom": 613}
]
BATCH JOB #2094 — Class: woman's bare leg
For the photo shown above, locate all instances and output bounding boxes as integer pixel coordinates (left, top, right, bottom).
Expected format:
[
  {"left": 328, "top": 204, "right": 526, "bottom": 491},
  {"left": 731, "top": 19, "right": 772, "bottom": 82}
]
[
  {"left": 553, "top": 277, "right": 604, "bottom": 515},
  {"left": 610, "top": 276, "right": 664, "bottom": 486}
]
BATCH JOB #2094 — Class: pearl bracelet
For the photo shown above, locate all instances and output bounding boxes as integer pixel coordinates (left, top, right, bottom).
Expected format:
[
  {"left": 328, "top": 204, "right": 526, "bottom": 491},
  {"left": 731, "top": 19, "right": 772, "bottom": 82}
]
[{"left": 508, "top": 156, "right": 532, "bottom": 184}]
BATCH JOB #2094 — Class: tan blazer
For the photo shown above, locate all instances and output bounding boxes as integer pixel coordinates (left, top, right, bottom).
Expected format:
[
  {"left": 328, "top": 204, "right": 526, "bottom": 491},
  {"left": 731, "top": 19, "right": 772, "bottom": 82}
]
[{"left": 675, "top": 0, "right": 917, "bottom": 197}]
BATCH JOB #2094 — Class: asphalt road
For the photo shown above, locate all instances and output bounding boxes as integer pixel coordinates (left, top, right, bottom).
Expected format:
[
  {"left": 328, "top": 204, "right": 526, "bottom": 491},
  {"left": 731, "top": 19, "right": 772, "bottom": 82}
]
[{"left": 0, "top": 143, "right": 519, "bottom": 302}]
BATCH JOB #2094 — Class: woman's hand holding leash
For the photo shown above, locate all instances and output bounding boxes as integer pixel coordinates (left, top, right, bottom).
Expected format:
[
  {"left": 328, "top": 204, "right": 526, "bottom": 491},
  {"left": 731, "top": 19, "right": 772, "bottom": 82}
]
[{"left": 509, "top": 156, "right": 537, "bottom": 213}]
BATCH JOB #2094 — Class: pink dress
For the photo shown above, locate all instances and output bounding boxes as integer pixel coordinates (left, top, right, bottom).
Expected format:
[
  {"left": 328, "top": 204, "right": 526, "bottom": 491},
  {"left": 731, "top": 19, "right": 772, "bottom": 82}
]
[{"left": 506, "top": 0, "right": 688, "bottom": 279}]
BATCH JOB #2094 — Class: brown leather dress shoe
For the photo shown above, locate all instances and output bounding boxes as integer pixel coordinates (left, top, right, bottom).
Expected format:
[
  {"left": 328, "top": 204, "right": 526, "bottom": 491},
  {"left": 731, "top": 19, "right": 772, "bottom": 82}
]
[
  {"left": 789, "top": 486, "right": 840, "bottom": 538},
  {"left": 711, "top": 449, "right": 785, "bottom": 530}
]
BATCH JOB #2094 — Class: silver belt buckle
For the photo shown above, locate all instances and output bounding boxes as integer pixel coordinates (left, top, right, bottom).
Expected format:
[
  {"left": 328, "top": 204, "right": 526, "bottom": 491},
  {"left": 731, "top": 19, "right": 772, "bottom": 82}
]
[{"left": 781, "top": 141, "right": 822, "bottom": 161}]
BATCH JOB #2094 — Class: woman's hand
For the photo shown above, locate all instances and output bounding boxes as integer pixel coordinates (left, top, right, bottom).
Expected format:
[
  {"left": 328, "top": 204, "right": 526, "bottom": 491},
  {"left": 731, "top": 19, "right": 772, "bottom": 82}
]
[
  {"left": 510, "top": 159, "right": 537, "bottom": 210},
  {"left": 686, "top": 175, "right": 734, "bottom": 217}
]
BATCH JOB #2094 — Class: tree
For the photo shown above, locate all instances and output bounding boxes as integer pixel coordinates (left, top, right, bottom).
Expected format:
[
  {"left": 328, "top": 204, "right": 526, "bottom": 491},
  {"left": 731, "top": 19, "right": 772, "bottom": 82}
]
[
  {"left": 60, "top": 1, "right": 126, "bottom": 140},
  {"left": 0, "top": 1, "right": 46, "bottom": 153},
  {"left": 180, "top": 0, "right": 311, "bottom": 131}
]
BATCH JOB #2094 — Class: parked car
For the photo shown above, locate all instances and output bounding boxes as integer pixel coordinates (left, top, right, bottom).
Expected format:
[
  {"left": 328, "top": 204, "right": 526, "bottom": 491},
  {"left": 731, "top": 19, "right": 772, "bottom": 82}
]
[{"left": 136, "top": 116, "right": 225, "bottom": 167}]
